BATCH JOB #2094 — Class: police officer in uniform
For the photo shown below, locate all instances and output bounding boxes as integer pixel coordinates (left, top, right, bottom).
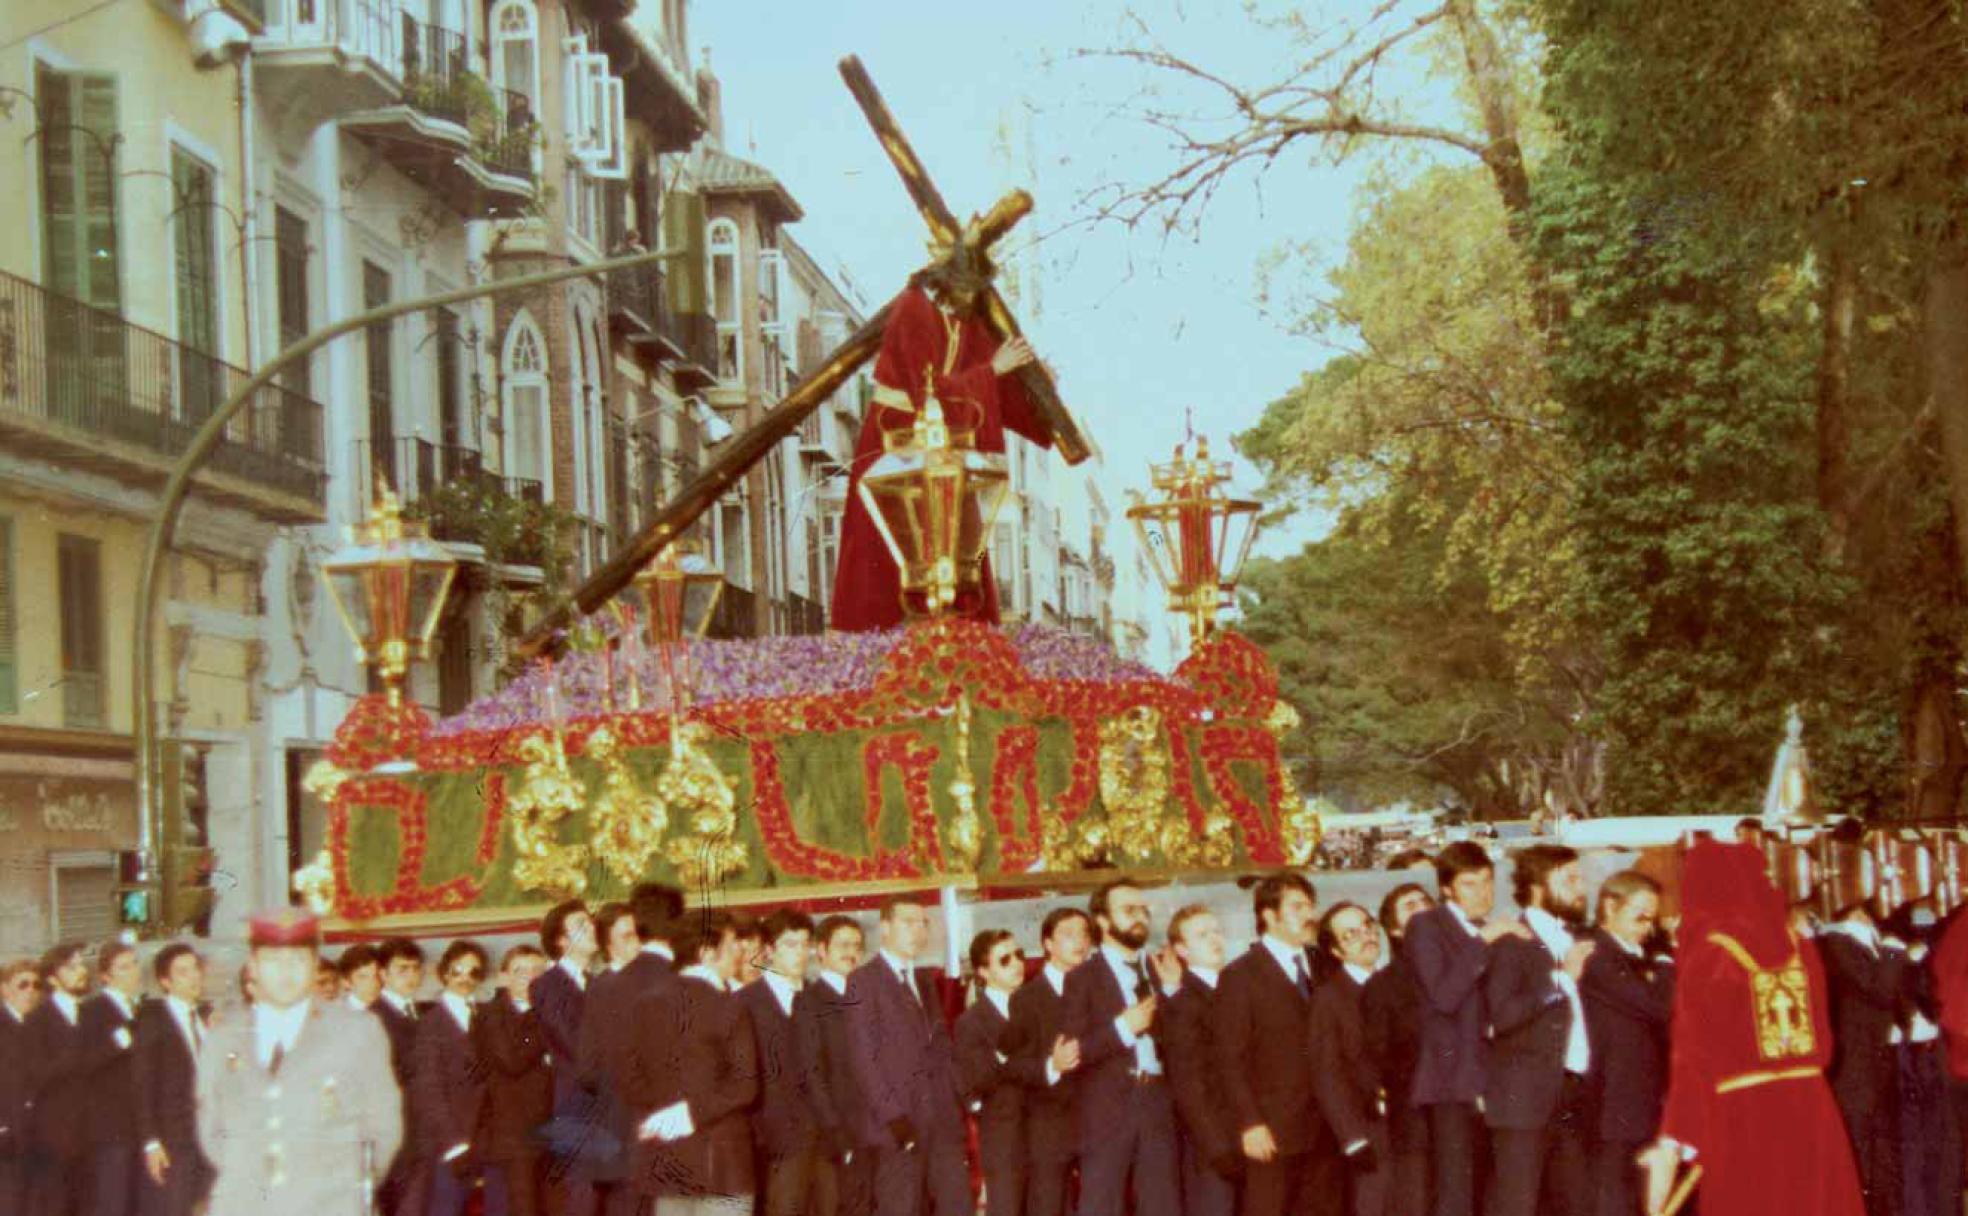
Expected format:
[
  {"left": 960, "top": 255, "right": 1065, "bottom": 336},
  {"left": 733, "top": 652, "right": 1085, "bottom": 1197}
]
[{"left": 196, "top": 909, "right": 402, "bottom": 1216}]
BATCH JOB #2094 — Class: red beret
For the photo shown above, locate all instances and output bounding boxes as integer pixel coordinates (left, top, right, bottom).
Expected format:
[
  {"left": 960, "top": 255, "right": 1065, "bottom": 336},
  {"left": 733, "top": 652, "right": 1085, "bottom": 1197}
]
[{"left": 248, "top": 907, "right": 320, "bottom": 949}]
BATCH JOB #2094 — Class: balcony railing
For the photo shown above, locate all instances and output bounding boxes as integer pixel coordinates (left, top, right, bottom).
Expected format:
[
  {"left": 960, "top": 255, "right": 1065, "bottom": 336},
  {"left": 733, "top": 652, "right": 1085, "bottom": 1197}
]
[
  {"left": 258, "top": 0, "right": 400, "bottom": 73},
  {"left": 478, "top": 88, "right": 537, "bottom": 180},
  {"left": 352, "top": 437, "right": 540, "bottom": 524},
  {"left": 666, "top": 310, "right": 720, "bottom": 380},
  {"left": 785, "top": 593, "right": 825, "bottom": 637},
  {"left": 709, "top": 584, "right": 758, "bottom": 640},
  {"left": 398, "top": 14, "right": 470, "bottom": 126},
  {"left": 607, "top": 258, "right": 667, "bottom": 335},
  {"left": 0, "top": 270, "right": 326, "bottom": 505}
]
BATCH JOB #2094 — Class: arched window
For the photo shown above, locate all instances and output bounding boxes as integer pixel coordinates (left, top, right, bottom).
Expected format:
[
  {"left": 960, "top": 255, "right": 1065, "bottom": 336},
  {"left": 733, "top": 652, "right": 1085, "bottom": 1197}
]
[
  {"left": 489, "top": 0, "right": 539, "bottom": 114},
  {"left": 501, "top": 311, "right": 549, "bottom": 497},
  {"left": 708, "top": 217, "right": 741, "bottom": 382}
]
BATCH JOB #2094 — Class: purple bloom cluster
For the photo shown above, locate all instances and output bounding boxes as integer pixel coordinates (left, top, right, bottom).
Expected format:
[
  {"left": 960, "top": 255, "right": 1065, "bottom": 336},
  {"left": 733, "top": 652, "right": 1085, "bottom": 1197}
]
[{"left": 431, "top": 623, "right": 1155, "bottom": 738}]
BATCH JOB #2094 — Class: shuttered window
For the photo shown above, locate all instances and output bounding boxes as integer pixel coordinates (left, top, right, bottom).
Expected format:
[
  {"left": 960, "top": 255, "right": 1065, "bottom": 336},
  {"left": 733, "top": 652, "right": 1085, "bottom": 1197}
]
[
  {"left": 38, "top": 65, "right": 120, "bottom": 310},
  {"left": 0, "top": 517, "right": 15, "bottom": 714},
  {"left": 57, "top": 534, "right": 103, "bottom": 729},
  {"left": 171, "top": 147, "right": 220, "bottom": 419},
  {"left": 363, "top": 262, "right": 394, "bottom": 493},
  {"left": 275, "top": 207, "right": 310, "bottom": 392},
  {"left": 52, "top": 856, "right": 115, "bottom": 942}
]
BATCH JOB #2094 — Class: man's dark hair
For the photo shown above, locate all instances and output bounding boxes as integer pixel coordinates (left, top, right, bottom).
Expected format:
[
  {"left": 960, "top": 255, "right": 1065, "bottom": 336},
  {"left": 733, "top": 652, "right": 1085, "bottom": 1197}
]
[
  {"left": 1316, "top": 901, "right": 1371, "bottom": 958},
  {"left": 152, "top": 942, "right": 199, "bottom": 984},
  {"left": 1511, "top": 844, "right": 1581, "bottom": 909},
  {"left": 878, "top": 896, "right": 927, "bottom": 923},
  {"left": 39, "top": 942, "right": 84, "bottom": 983},
  {"left": 96, "top": 940, "right": 136, "bottom": 977},
  {"left": 1377, "top": 882, "right": 1431, "bottom": 940},
  {"left": 540, "top": 899, "right": 589, "bottom": 961},
  {"left": 814, "top": 915, "right": 863, "bottom": 950},
  {"left": 1089, "top": 878, "right": 1144, "bottom": 940},
  {"left": 437, "top": 940, "right": 488, "bottom": 979},
  {"left": 593, "top": 902, "right": 636, "bottom": 953},
  {"left": 1251, "top": 872, "right": 1316, "bottom": 936},
  {"left": 336, "top": 943, "right": 379, "bottom": 979},
  {"left": 676, "top": 909, "right": 736, "bottom": 966},
  {"left": 1040, "top": 906, "right": 1092, "bottom": 945},
  {"left": 377, "top": 937, "right": 425, "bottom": 969},
  {"left": 630, "top": 883, "right": 685, "bottom": 944},
  {"left": 1168, "top": 904, "right": 1213, "bottom": 950},
  {"left": 1434, "top": 841, "right": 1494, "bottom": 892},
  {"left": 968, "top": 929, "right": 1016, "bottom": 987},
  {"left": 760, "top": 909, "right": 814, "bottom": 946},
  {"left": 500, "top": 943, "right": 548, "bottom": 971},
  {"left": 1734, "top": 817, "right": 1764, "bottom": 836}
]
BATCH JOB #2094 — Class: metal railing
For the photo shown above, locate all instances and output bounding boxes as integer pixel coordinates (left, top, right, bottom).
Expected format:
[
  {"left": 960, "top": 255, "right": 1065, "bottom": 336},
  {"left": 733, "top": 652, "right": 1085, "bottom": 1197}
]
[
  {"left": 478, "top": 88, "right": 536, "bottom": 180},
  {"left": 351, "top": 436, "right": 543, "bottom": 529},
  {"left": 607, "top": 258, "right": 667, "bottom": 333},
  {"left": 667, "top": 310, "right": 720, "bottom": 376},
  {"left": 398, "top": 14, "right": 470, "bottom": 126},
  {"left": 709, "top": 584, "right": 758, "bottom": 639},
  {"left": 0, "top": 270, "right": 326, "bottom": 502},
  {"left": 259, "top": 0, "right": 400, "bottom": 73},
  {"left": 785, "top": 593, "right": 826, "bottom": 637}
]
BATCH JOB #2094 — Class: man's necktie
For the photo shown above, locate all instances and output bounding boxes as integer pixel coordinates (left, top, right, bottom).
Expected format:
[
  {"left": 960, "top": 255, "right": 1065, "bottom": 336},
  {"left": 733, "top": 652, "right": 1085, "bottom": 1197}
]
[
  {"left": 190, "top": 1016, "right": 203, "bottom": 1056},
  {"left": 1293, "top": 953, "right": 1314, "bottom": 1001},
  {"left": 1130, "top": 958, "right": 1152, "bottom": 1002},
  {"left": 268, "top": 1041, "right": 285, "bottom": 1077}
]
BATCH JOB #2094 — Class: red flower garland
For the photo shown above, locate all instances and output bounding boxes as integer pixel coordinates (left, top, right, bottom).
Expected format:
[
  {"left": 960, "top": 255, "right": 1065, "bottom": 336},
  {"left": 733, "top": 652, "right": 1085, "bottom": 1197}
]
[
  {"left": 326, "top": 695, "right": 432, "bottom": 771},
  {"left": 749, "top": 740, "right": 912, "bottom": 882},
  {"left": 1197, "top": 725, "right": 1287, "bottom": 864},
  {"left": 329, "top": 776, "right": 485, "bottom": 921},
  {"left": 1174, "top": 630, "right": 1278, "bottom": 721},
  {"left": 863, "top": 731, "right": 946, "bottom": 873},
  {"left": 986, "top": 726, "right": 1043, "bottom": 872}
]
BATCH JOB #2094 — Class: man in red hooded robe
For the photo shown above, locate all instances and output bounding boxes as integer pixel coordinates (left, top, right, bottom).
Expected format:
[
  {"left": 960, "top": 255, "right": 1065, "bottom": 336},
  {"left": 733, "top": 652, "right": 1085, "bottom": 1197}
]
[
  {"left": 1645, "top": 840, "right": 1865, "bottom": 1216},
  {"left": 830, "top": 251, "right": 1050, "bottom": 632}
]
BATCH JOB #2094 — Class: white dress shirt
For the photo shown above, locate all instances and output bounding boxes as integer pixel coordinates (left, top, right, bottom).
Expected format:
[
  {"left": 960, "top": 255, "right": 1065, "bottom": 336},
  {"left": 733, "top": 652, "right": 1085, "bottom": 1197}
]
[
  {"left": 1343, "top": 962, "right": 1375, "bottom": 988},
  {"left": 1098, "top": 943, "right": 1162, "bottom": 1077},
  {"left": 880, "top": 950, "right": 921, "bottom": 1005},
  {"left": 50, "top": 990, "right": 79, "bottom": 1026},
  {"left": 166, "top": 995, "right": 203, "bottom": 1056},
  {"left": 1448, "top": 902, "right": 1483, "bottom": 938},
  {"left": 255, "top": 1000, "right": 310, "bottom": 1070},
  {"left": 1188, "top": 966, "right": 1219, "bottom": 990},
  {"left": 763, "top": 970, "right": 799, "bottom": 1018},
  {"left": 440, "top": 991, "right": 473, "bottom": 1033},
  {"left": 1524, "top": 907, "right": 1591, "bottom": 1075},
  {"left": 1042, "top": 963, "right": 1068, "bottom": 997},
  {"left": 380, "top": 990, "right": 419, "bottom": 1019},
  {"left": 1259, "top": 935, "right": 1313, "bottom": 992},
  {"left": 557, "top": 956, "right": 589, "bottom": 991},
  {"left": 817, "top": 969, "right": 847, "bottom": 996},
  {"left": 984, "top": 986, "right": 1012, "bottom": 1021}
]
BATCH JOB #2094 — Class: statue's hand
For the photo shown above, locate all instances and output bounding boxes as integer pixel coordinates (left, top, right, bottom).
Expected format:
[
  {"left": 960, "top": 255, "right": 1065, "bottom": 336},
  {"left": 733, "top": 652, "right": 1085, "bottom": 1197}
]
[{"left": 991, "top": 337, "right": 1036, "bottom": 376}]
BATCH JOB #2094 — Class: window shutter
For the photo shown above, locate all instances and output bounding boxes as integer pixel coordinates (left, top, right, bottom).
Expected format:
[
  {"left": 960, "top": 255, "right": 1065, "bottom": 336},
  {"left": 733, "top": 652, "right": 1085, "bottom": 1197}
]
[
  {"left": 664, "top": 190, "right": 706, "bottom": 313},
  {"left": 0, "top": 517, "right": 15, "bottom": 714},
  {"left": 38, "top": 67, "right": 120, "bottom": 311}
]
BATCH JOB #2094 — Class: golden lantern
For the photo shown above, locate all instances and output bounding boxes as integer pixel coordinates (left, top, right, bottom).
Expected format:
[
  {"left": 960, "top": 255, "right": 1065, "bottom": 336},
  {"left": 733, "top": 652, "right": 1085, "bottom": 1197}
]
[
  {"left": 856, "top": 386, "right": 1011, "bottom": 617},
  {"left": 320, "top": 489, "right": 458, "bottom": 705},
  {"left": 634, "top": 539, "right": 724, "bottom": 645},
  {"left": 1126, "top": 435, "right": 1261, "bottom": 644}
]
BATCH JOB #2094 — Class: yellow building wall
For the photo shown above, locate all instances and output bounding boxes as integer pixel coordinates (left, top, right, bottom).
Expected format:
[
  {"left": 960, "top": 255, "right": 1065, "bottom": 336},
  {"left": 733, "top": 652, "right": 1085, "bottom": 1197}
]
[
  {"left": 0, "top": 490, "right": 254, "bottom": 736},
  {"left": 0, "top": 1, "right": 251, "bottom": 366}
]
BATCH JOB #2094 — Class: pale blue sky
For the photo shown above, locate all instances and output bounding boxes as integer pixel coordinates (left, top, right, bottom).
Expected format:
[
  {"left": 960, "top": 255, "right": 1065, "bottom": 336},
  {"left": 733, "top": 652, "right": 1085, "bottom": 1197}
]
[{"left": 695, "top": 0, "right": 1467, "bottom": 557}]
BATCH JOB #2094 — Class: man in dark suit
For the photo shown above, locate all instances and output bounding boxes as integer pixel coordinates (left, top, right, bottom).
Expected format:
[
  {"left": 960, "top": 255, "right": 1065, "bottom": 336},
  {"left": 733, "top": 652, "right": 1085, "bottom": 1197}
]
[
  {"left": 1312, "top": 902, "right": 1392, "bottom": 1216},
  {"left": 795, "top": 915, "right": 872, "bottom": 1216},
  {"left": 81, "top": 940, "right": 145, "bottom": 1216},
  {"left": 529, "top": 898, "right": 598, "bottom": 1212},
  {"left": 133, "top": 944, "right": 213, "bottom": 1216},
  {"left": 1006, "top": 908, "right": 1090, "bottom": 1216},
  {"left": 625, "top": 910, "right": 759, "bottom": 1214},
  {"left": 24, "top": 942, "right": 99, "bottom": 1216},
  {"left": 1579, "top": 871, "right": 1673, "bottom": 1216},
  {"left": 957, "top": 930, "right": 1029, "bottom": 1216},
  {"left": 419, "top": 940, "right": 491, "bottom": 1216},
  {"left": 740, "top": 910, "right": 829, "bottom": 1216},
  {"left": 1408, "top": 841, "right": 1530, "bottom": 1216},
  {"left": 1, "top": 958, "right": 40, "bottom": 1216},
  {"left": 1363, "top": 883, "right": 1434, "bottom": 1216},
  {"left": 845, "top": 898, "right": 971, "bottom": 1216},
  {"left": 580, "top": 888, "right": 681, "bottom": 1216},
  {"left": 1484, "top": 844, "right": 1595, "bottom": 1216},
  {"left": 479, "top": 945, "right": 553, "bottom": 1216},
  {"left": 1160, "top": 905, "right": 1236, "bottom": 1216},
  {"left": 374, "top": 937, "right": 428, "bottom": 1216},
  {"left": 1214, "top": 872, "right": 1336, "bottom": 1216},
  {"left": 338, "top": 944, "right": 383, "bottom": 1013},
  {"left": 1823, "top": 895, "right": 1912, "bottom": 1216},
  {"left": 1063, "top": 878, "right": 1182, "bottom": 1216}
]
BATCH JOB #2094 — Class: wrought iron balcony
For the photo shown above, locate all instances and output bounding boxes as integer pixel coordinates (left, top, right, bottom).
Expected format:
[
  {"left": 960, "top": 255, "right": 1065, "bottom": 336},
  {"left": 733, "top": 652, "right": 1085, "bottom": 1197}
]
[
  {"left": 0, "top": 270, "right": 326, "bottom": 517},
  {"left": 253, "top": 0, "right": 404, "bottom": 122},
  {"left": 666, "top": 310, "right": 721, "bottom": 388},
  {"left": 607, "top": 257, "right": 668, "bottom": 341}
]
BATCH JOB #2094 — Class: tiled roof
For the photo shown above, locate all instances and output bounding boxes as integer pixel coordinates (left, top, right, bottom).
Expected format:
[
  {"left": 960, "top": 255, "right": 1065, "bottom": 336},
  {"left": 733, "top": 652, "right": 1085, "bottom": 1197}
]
[{"left": 699, "top": 147, "right": 803, "bottom": 223}]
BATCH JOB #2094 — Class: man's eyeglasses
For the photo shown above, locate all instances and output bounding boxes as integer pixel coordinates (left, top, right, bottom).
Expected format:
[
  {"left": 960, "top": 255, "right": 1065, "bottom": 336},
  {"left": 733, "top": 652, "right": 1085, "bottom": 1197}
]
[
  {"left": 990, "top": 951, "right": 1022, "bottom": 969},
  {"left": 453, "top": 966, "right": 485, "bottom": 982}
]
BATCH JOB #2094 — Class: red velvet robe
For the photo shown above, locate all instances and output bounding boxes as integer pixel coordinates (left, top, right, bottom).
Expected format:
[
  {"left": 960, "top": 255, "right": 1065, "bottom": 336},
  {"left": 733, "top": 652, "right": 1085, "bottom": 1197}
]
[
  {"left": 830, "top": 285, "right": 1054, "bottom": 632},
  {"left": 1658, "top": 842, "right": 1865, "bottom": 1216}
]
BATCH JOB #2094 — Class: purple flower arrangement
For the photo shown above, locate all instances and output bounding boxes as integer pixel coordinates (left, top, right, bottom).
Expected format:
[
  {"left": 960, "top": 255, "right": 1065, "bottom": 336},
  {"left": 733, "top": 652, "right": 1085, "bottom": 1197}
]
[{"left": 431, "top": 622, "right": 1156, "bottom": 738}]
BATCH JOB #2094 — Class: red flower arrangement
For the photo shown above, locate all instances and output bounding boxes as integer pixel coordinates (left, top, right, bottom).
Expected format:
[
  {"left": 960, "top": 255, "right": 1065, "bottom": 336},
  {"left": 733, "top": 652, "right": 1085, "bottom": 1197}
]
[
  {"left": 1196, "top": 725, "right": 1287, "bottom": 863},
  {"left": 750, "top": 741, "right": 914, "bottom": 883},
  {"left": 328, "top": 776, "right": 485, "bottom": 919},
  {"left": 326, "top": 694, "right": 432, "bottom": 772},
  {"left": 1174, "top": 630, "right": 1278, "bottom": 721},
  {"left": 986, "top": 726, "right": 1043, "bottom": 872},
  {"left": 863, "top": 731, "right": 946, "bottom": 873}
]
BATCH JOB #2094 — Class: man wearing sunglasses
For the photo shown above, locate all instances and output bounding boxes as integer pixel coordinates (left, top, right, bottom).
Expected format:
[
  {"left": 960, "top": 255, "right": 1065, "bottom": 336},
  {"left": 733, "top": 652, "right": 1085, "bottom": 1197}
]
[
  {"left": 419, "top": 940, "right": 490, "bottom": 1216},
  {"left": 0, "top": 958, "right": 39, "bottom": 1215}
]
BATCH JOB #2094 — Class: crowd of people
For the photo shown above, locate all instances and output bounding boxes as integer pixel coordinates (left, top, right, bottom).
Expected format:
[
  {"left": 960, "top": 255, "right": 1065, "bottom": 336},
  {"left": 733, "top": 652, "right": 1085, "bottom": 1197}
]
[{"left": 0, "top": 832, "right": 1961, "bottom": 1216}]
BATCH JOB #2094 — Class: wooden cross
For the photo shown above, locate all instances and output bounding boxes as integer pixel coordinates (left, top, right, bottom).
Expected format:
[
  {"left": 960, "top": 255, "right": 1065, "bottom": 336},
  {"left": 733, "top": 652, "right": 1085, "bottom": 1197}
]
[{"left": 518, "top": 57, "right": 1089, "bottom": 658}]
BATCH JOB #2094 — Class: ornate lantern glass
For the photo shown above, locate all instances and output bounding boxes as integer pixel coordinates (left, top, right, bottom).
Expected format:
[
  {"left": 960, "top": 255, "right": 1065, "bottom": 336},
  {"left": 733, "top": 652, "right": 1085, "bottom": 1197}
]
[
  {"left": 635, "top": 540, "right": 724, "bottom": 645},
  {"left": 320, "top": 489, "right": 459, "bottom": 704},
  {"left": 1125, "top": 435, "right": 1261, "bottom": 642},
  {"left": 856, "top": 391, "right": 1011, "bottom": 617}
]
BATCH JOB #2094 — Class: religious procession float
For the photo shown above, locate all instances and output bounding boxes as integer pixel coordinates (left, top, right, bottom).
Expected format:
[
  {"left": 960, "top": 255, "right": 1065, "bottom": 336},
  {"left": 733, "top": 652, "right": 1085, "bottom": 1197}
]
[{"left": 288, "top": 58, "right": 1968, "bottom": 940}]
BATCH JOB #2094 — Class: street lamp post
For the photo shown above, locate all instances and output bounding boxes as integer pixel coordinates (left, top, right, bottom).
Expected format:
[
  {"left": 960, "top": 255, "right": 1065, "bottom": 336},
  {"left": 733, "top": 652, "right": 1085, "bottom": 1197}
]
[{"left": 130, "top": 247, "right": 679, "bottom": 929}]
